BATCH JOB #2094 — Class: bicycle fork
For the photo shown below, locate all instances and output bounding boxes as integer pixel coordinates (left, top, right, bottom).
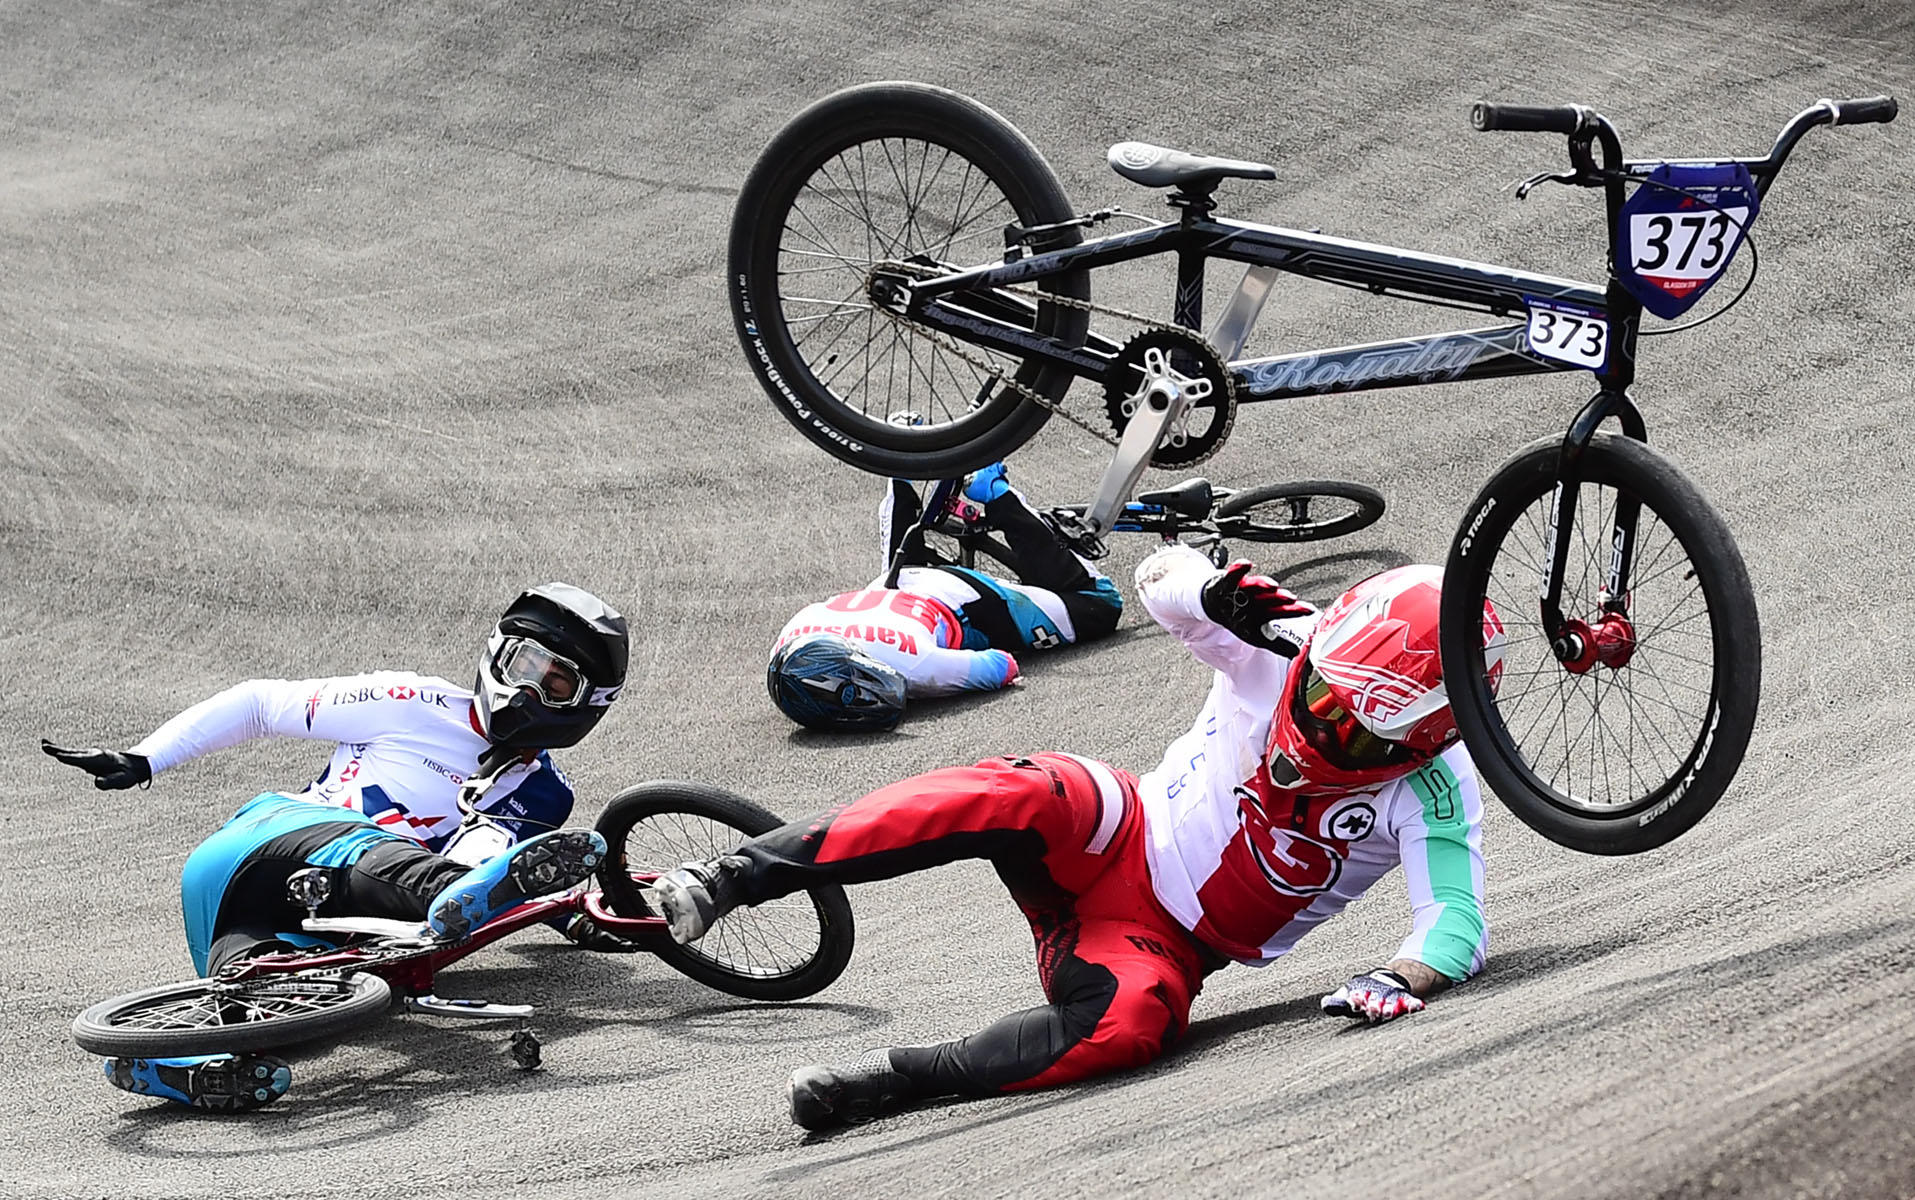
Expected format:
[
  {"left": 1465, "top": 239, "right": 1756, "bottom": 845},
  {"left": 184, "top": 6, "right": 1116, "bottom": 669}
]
[{"left": 1540, "top": 386, "right": 1648, "bottom": 673}]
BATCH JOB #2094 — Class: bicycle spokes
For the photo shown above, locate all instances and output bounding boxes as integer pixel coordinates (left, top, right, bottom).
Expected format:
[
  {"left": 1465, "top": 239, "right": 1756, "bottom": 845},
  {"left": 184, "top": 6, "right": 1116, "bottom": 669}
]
[
  {"left": 779, "top": 139, "right": 1034, "bottom": 428},
  {"left": 1490, "top": 481, "right": 1717, "bottom": 811},
  {"left": 616, "top": 808, "right": 830, "bottom": 980}
]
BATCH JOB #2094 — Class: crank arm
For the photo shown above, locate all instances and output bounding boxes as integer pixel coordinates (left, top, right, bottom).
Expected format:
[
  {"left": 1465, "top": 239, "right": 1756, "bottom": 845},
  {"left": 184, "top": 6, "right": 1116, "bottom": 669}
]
[
  {"left": 1082, "top": 384, "right": 1194, "bottom": 539},
  {"left": 406, "top": 994, "right": 536, "bottom": 1021}
]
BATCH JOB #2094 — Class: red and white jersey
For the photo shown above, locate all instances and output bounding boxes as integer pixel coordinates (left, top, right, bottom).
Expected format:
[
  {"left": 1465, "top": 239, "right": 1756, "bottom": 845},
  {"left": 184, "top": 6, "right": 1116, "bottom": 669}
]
[
  {"left": 128, "top": 672, "right": 574, "bottom": 855},
  {"left": 1132, "top": 545, "right": 1489, "bottom": 981},
  {"left": 773, "top": 568, "right": 1019, "bottom": 697}
]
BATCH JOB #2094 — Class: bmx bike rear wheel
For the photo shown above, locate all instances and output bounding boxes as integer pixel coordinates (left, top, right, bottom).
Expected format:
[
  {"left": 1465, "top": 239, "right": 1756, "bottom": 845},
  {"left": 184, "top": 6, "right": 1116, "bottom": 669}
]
[
  {"left": 73, "top": 972, "right": 392, "bottom": 1057},
  {"left": 730, "top": 81, "right": 1091, "bottom": 478}
]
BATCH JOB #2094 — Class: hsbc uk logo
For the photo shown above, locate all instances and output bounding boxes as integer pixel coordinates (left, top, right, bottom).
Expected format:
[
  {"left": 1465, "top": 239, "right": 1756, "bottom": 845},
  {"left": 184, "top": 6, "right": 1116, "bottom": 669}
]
[{"left": 328, "top": 685, "right": 452, "bottom": 708}]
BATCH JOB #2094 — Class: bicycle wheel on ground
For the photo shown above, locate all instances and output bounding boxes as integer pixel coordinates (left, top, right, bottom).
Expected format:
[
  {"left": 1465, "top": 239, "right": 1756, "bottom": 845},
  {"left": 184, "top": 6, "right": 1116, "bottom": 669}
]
[
  {"left": 594, "top": 780, "right": 855, "bottom": 1002},
  {"left": 1439, "top": 433, "right": 1761, "bottom": 855},
  {"left": 729, "top": 81, "right": 1092, "bottom": 478},
  {"left": 73, "top": 972, "right": 391, "bottom": 1057},
  {"left": 1214, "top": 480, "right": 1386, "bottom": 543},
  {"left": 920, "top": 515, "right": 1018, "bottom": 575}
]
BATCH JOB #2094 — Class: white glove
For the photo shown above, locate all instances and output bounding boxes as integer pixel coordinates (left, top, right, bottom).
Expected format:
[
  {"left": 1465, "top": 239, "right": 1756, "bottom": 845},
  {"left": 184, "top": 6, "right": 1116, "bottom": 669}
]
[{"left": 1321, "top": 968, "right": 1426, "bottom": 1024}]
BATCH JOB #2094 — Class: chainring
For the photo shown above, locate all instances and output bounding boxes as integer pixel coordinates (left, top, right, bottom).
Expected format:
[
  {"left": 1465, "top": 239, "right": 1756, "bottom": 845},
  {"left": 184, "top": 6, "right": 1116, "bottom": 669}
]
[{"left": 1102, "top": 327, "right": 1238, "bottom": 467}]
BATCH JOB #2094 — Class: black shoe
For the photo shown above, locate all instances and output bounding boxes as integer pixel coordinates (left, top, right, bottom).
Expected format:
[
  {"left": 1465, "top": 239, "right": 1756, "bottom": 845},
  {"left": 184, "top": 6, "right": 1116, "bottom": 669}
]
[
  {"left": 788, "top": 1050, "right": 914, "bottom": 1131},
  {"left": 648, "top": 854, "right": 749, "bottom": 944}
]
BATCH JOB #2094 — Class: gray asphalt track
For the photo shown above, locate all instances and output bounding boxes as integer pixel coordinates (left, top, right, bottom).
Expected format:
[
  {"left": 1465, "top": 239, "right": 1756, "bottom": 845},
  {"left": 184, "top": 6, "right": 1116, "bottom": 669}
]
[{"left": 4, "top": 2, "right": 1912, "bottom": 1197}]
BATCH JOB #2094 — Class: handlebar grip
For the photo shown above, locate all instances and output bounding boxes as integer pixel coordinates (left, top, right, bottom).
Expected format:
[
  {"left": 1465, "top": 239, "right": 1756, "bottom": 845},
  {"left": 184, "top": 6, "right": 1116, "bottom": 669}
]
[
  {"left": 1471, "top": 103, "right": 1585, "bottom": 134},
  {"left": 1825, "top": 95, "right": 1898, "bottom": 125}
]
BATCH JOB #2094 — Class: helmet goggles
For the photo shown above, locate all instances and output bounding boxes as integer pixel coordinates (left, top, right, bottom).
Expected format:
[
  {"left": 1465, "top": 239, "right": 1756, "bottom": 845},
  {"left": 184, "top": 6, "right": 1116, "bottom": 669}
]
[
  {"left": 1292, "top": 660, "right": 1419, "bottom": 772},
  {"left": 490, "top": 635, "right": 587, "bottom": 708}
]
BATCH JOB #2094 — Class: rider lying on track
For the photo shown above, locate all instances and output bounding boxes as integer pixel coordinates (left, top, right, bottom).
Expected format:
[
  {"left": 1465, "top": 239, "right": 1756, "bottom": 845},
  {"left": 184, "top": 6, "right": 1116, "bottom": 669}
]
[
  {"left": 43, "top": 582, "right": 628, "bottom": 1113},
  {"left": 658, "top": 546, "right": 1504, "bottom": 1130},
  {"left": 768, "top": 462, "right": 1123, "bottom": 731}
]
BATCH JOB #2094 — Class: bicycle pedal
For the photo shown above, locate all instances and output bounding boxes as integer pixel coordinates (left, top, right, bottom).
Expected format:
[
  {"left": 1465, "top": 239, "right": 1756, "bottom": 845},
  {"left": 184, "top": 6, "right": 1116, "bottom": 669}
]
[{"left": 509, "top": 1028, "right": 542, "bottom": 1070}]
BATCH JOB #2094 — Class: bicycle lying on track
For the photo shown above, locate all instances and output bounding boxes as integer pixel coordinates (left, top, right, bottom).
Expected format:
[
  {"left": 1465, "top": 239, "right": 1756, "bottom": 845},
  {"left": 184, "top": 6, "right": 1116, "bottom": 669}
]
[
  {"left": 911, "top": 474, "right": 1385, "bottom": 574},
  {"left": 729, "top": 82, "right": 1896, "bottom": 854},
  {"left": 73, "top": 779, "right": 852, "bottom": 1070}
]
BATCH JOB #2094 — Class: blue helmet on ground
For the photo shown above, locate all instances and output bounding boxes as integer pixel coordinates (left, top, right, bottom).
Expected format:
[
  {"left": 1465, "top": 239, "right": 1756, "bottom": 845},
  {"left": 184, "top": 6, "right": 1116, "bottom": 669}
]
[{"left": 767, "top": 632, "right": 908, "bottom": 732}]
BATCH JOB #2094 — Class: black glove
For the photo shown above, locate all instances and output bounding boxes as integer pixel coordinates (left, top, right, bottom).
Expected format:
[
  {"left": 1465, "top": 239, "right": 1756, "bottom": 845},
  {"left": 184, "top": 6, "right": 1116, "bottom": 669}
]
[
  {"left": 42, "top": 740, "right": 152, "bottom": 790},
  {"left": 1199, "top": 560, "right": 1316, "bottom": 655},
  {"left": 1320, "top": 968, "right": 1426, "bottom": 1024}
]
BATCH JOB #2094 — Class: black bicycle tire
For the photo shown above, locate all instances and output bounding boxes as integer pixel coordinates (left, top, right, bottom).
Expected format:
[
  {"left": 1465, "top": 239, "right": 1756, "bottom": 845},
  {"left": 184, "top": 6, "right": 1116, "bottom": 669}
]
[
  {"left": 1213, "top": 480, "right": 1387, "bottom": 543},
  {"left": 594, "top": 780, "right": 856, "bottom": 1002},
  {"left": 965, "top": 534, "right": 1020, "bottom": 574},
  {"left": 73, "top": 972, "right": 392, "bottom": 1057},
  {"left": 915, "top": 515, "right": 1014, "bottom": 575},
  {"left": 944, "top": 525, "right": 1019, "bottom": 575},
  {"left": 1439, "top": 433, "right": 1761, "bottom": 855},
  {"left": 729, "top": 81, "right": 1091, "bottom": 478}
]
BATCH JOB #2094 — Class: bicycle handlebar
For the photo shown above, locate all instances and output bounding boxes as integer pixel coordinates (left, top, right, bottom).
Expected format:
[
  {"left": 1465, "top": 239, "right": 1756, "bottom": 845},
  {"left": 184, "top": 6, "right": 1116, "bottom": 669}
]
[
  {"left": 1823, "top": 95, "right": 1898, "bottom": 125},
  {"left": 1470, "top": 103, "right": 1590, "bottom": 135},
  {"left": 1472, "top": 94, "right": 1897, "bottom": 197}
]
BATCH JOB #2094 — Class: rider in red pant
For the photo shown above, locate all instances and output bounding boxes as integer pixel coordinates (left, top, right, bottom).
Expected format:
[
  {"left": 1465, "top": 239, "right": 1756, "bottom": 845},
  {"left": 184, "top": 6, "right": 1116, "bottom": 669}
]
[{"left": 654, "top": 544, "right": 1507, "bottom": 1130}]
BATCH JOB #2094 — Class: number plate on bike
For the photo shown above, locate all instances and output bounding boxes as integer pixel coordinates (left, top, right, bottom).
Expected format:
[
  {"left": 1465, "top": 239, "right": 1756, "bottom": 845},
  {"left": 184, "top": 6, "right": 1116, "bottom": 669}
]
[
  {"left": 1618, "top": 162, "right": 1760, "bottom": 320},
  {"left": 1524, "top": 299, "right": 1608, "bottom": 371}
]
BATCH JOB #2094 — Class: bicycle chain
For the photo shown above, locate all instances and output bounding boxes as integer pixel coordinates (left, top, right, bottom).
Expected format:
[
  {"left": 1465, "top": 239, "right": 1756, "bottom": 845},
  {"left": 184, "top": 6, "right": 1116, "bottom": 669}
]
[{"left": 867, "top": 261, "right": 1199, "bottom": 448}]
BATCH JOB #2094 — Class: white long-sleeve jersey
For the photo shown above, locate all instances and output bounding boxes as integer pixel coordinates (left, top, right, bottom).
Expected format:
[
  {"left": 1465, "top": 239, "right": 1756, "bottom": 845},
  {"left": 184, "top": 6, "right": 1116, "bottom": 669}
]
[
  {"left": 774, "top": 572, "right": 1021, "bottom": 698},
  {"left": 1133, "top": 545, "right": 1489, "bottom": 982},
  {"left": 128, "top": 672, "right": 574, "bottom": 857}
]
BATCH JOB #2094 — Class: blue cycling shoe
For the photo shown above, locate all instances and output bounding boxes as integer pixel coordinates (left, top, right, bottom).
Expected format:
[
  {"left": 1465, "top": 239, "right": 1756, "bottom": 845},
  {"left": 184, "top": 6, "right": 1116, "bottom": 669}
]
[
  {"left": 427, "top": 829, "right": 606, "bottom": 939},
  {"left": 104, "top": 1053, "right": 291, "bottom": 1113},
  {"left": 962, "top": 462, "right": 1010, "bottom": 505}
]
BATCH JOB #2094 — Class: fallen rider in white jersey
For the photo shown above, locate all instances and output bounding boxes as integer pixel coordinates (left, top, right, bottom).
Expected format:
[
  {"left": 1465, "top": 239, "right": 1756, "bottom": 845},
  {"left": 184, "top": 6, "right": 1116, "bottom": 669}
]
[
  {"left": 42, "top": 582, "right": 629, "bottom": 1112},
  {"left": 767, "top": 462, "right": 1123, "bottom": 731}
]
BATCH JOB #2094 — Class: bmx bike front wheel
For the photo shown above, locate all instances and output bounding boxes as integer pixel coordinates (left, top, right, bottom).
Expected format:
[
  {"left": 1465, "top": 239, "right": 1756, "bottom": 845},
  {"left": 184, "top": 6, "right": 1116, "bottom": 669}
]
[
  {"left": 1440, "top": 433, "right": 1760, "bottom": 855},
  {"left": 595, "top": 780, "right": 856, "bottom": 1002}
]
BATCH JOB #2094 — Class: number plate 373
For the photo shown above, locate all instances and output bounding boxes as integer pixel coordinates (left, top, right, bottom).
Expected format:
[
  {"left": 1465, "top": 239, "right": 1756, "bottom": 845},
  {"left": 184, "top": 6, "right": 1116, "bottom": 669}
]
[{"left": 1524, "top": 299, "right": 1608, "bottom": 371}]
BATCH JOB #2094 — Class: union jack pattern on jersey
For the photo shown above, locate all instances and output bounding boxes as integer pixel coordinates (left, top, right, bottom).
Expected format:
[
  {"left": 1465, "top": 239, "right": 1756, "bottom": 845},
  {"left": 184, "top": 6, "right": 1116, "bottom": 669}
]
[{"left": 129, "top": 672, "right": 574, "bottom": 855}]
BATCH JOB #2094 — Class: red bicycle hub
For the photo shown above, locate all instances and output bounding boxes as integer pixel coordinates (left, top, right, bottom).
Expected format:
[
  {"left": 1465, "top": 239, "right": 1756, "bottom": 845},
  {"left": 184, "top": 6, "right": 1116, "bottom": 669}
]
[{"left": 1553, "top": 613, "right": 1638, "bottom": 674}]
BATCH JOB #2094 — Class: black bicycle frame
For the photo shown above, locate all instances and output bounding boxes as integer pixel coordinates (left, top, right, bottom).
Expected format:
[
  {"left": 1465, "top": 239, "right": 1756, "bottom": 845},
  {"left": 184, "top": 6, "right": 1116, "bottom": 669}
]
[
  {"left": 905, "top": 221, "right": 1607, "bottom": 391},
  {"left": 882, "top": 98, "right": 1858, "bottom": 644},
  {"left": 845, "top": 96, "right": 1873, "bottom": 656},
  {"left": 900, "top": 213, "right": 1645, "bottom": 632}
]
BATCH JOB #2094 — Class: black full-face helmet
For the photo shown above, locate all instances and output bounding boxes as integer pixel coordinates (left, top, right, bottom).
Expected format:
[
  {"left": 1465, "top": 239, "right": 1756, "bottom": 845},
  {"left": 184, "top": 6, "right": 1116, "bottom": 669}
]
[{"left": 474, "top": 582, "right": 629, "bottom": 752}]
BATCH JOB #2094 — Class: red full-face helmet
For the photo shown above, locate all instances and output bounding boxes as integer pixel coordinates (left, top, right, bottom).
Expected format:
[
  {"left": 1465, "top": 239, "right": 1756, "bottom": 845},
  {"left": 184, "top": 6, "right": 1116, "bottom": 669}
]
[{"left": 1265, "top": 565, "right": 1505, "bottom": 793}]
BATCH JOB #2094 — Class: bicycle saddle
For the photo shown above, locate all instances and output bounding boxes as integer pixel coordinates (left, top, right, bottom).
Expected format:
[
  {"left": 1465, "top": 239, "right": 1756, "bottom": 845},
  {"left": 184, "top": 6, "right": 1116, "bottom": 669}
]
[
  {"left": 1137, "top": 477, "right": 1215, "bottom": 519},
  {"left": 1107, "top": 142, "right": 1277, "bottom": 189}
]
